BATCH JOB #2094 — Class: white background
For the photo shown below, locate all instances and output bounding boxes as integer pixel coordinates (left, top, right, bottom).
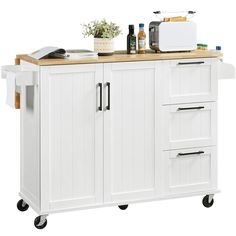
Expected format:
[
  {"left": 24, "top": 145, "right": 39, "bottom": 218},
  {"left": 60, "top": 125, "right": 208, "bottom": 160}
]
[{"left": 0, "top": 0, "right": 235, "bottom": 235}]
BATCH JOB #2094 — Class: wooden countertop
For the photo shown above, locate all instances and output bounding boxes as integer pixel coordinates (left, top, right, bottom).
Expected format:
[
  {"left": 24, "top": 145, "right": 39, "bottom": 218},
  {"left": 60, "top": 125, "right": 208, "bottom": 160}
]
[{"left": 16, "top": 50, "right": 223, "bottom": 66}]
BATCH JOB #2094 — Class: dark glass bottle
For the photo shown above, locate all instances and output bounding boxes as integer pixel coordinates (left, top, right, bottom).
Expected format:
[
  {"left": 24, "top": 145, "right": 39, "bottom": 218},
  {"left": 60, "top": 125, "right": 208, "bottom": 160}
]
[{"left": 127, "top": 25, "right": 136, "bottom": 54}]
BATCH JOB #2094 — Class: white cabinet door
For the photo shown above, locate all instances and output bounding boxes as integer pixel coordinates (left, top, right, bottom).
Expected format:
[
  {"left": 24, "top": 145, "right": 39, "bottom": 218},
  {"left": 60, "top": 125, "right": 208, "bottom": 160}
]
[
  {"left": 162, "top": 146, "right": 217, "bottom": 195},
  {"left": 40, "top": 64, "right": 103, "bottom": 212},
  {"left": 159, "top": 58, "right": 218, "bottom": 105},
  {"left": 104, "top": 62, "right": 159, "bottom": 204},
  {"left": 161, "top": 102, "right": 217, "bottom": 150}
]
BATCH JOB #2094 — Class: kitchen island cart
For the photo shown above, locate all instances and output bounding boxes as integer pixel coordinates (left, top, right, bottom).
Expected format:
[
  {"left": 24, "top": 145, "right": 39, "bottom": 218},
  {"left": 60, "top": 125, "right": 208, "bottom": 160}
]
[{"left": 2, "top": 50, "right": 235, "bottom": 229}]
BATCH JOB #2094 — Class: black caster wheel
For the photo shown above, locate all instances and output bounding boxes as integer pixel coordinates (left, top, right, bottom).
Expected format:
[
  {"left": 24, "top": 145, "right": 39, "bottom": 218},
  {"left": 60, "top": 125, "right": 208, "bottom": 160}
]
[
  {"left": 34, "top": 216, "right": 47, "bottom": 229},
  {"left": 118, "top": 205, "right": 128, "bottom": 210},
  {"left": 17, "top": 199, "right": 29, "bottom": 212},
  {"left": 202, "top": 195, "right": 214, "bottom": 208}
]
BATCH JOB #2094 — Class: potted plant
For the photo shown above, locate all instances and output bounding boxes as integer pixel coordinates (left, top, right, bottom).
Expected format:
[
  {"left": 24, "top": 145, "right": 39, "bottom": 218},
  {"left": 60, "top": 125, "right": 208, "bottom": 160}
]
[{"left": 82, "top": 19, "right": 121, "bottom": 56}]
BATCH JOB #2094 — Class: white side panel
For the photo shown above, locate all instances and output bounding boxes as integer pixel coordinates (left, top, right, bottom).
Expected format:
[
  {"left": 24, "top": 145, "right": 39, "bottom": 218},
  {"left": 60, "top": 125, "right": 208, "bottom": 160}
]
[
  {"left": 104, "top": 61, "right": 159, "bottom": 203},
  {"left": 159, "top": 58, "right": 218, "bottom": 104},
  {"left": 162, "top": 146, "right": 217, "bottom": 195},
  {"left": 162, "top": 102, "right": 217, "bottom": 150},
  {"left": 19, "top": 61, "right": 40, "bottom": 211},
  {"left": 40, "top": 64, "right": 103, "bottom": 213}
]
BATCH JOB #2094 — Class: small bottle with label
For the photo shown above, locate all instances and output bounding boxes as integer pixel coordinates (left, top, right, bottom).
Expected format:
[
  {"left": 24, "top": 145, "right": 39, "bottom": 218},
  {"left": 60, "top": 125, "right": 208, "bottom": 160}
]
[
  {"left": 127, "top": 25, "right": 136, "bottom": 54},
  {"left": 138, "top": 23, "right": 146, "bottom": 54}
]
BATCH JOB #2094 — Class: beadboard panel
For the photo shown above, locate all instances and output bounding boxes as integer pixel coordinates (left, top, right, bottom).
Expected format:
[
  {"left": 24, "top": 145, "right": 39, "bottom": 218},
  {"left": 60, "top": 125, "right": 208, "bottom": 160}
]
[
  {"left": 159, "top": 58, "right": 218, "bottom": 104},
  {"left": 104, "top": 62, "right": 159, "bottom": 203},
  {"left": 40, "top": 64, "right": 103, "bottom": 212},
  {"left": 161, "top": 102, "right": 217, "bottom": 150},
  {"left": 162, "top": 146, "right": 217, "bottom": 195}
]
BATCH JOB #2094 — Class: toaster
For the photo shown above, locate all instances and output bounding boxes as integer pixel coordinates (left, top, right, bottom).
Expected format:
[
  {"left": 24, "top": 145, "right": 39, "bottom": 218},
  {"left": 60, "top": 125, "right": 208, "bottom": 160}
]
[{"left": 149, "top": 21, "right": 197, "bottom": 52}]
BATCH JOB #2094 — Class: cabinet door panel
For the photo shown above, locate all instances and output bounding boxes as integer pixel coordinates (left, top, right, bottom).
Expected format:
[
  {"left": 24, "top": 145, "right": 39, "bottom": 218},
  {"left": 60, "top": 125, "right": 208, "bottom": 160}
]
[
  {"left": 40, "top": 64, "right": 103, "bottom": 212},
  {"left": 104, "top": 62, "right": 158, "bottom": 203}
]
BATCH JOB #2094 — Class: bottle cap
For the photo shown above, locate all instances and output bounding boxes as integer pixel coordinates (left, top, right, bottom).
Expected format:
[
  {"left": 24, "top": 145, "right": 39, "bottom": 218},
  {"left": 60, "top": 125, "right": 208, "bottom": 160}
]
[
  {"left": 129, "top": 25, "right": 134, "bottom": 30},
  {"left": 139, "top": 23, "right": 144, "bottom": 28}
]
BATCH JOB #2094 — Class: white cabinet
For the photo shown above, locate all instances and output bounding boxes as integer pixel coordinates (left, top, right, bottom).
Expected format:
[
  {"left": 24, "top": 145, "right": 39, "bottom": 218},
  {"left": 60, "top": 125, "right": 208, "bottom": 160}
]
[
  {"left": 103, "top": 62, "right": 159, "bottom": 203},
  {"left": 40, "top": 64, "right": 104, "bottom": 212},
  {"left": 3, "top": 57, "right": 225, "bottom": 221},
  {"left": 159, "top": 58, "right": 218, "bottom": 104}
]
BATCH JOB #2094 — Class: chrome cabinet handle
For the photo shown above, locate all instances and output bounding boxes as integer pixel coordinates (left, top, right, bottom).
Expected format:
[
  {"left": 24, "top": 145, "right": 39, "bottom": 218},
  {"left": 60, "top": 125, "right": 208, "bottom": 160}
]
[
  {"left": 177, "top": 106, "right": 204, "bottom": 111},
  {"left": 178, "top": 61, "right": 205, "bottom": 65},
  {"left": 106, "top": 82, "right": 110, "bottom": 110},
  {"left": 178, "top": 151, "right": 204, "bottom": 156},
  {"left": 98, "top": 83, "right": 102, "bottom": 111}
]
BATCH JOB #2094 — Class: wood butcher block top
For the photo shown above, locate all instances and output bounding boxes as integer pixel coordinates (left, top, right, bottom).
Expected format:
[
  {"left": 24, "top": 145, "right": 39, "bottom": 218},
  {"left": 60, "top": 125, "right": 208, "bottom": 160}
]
[{"left": 16, "top": 50, "right": 223, "bottom": 66}]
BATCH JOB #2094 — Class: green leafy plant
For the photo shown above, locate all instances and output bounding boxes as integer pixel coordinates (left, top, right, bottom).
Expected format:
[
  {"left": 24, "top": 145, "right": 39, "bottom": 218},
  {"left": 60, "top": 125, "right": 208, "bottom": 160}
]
[{"left": 82, "top": 19, "right": 122, "bottom": 39}]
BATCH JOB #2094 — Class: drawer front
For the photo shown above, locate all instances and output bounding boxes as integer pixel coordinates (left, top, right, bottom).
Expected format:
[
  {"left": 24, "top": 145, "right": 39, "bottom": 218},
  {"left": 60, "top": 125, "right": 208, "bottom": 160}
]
[
  {"left": 162, "top": 146, "right": 217, "bottom": 195},
  {"left": 159, "top": 58, "right": 217, "bottom": 104},
  {"left": 162, "top": 102, "right": 217, "bottom": 150}
]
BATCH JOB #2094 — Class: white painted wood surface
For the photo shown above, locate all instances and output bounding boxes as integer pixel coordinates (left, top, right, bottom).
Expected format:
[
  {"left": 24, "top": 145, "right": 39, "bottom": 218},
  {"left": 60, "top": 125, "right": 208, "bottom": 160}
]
[
  {"left": 162, "top": 146, "right": 217, "bottom": 195},
  {"left": 218, "top": 61, "right": 235, "bottom": 79},
  {"left": 2, "top": 65, "right": 37, "bottom": 107},
  {"left": 9, "top": 58, "right": 221, "bottom": 215},
  {"left": 104, "top": 62, "right": 159, "bottom": 203},
  {"left": 159, "top": 58, "right": 218, "bottom": 104},
  {"left": 40, "top": 64, "right": 103, "bottom": 212},
  {"left": 162, "top": 102, "right": 217, "bottom": 150},
  {"left": 20, "top": 62, "right": 41, "bottom": 212}
]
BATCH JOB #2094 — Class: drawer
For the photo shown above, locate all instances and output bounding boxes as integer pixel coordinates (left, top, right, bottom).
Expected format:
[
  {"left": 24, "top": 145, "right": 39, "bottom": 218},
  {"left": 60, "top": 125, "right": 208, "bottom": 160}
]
[
  {"left": 162, "top": 146, "right": 217, "bottom": 195},
  {"left": 161, "top": 102, "right": 216, "bottom": 150},
  {"left": 159, "top": 58, "right": 217, "bottom": 104}
]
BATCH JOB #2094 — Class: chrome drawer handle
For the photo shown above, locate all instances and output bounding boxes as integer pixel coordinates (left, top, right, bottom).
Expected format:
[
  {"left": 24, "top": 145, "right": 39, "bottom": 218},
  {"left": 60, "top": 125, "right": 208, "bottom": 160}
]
[
  {"left": 177, "top": 106, "right": 204, "bottom": 111},
  {"left": 178, "top": 151, "right": 205, "bottom": 156},
  {"left": 178, "top": 61, "right": 205, "bottom": 65}
]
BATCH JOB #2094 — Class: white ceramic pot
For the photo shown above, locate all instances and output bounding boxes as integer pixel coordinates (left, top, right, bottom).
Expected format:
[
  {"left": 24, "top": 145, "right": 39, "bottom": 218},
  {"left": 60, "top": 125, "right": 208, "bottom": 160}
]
[{"left": 94, "top": 38, "right": 114, "bottom": 56}]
